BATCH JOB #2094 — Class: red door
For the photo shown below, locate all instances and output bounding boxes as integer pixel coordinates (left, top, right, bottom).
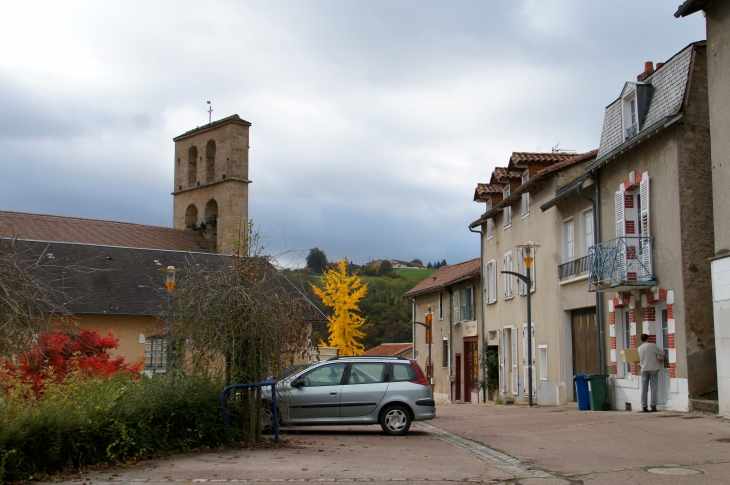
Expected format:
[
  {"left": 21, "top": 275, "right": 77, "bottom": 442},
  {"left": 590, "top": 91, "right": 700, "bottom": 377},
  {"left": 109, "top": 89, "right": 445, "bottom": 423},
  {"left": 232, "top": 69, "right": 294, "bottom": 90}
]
[
  {"left": 464, "top": 339, "right": 478, "bottom": 403},
  {"left": 455, "top": 354, "right": 462, "bottom": 402}
]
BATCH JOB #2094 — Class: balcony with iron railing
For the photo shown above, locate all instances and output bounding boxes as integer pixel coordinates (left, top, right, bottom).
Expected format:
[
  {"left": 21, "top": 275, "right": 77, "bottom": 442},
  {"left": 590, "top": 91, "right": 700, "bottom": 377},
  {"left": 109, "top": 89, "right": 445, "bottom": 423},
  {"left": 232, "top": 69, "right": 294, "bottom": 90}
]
[
  {"left": 558, "top": 255, "right": 590, "bottom": 280},
  {"left": 587, "top": 236, "right": 656, "bottom": 292}
]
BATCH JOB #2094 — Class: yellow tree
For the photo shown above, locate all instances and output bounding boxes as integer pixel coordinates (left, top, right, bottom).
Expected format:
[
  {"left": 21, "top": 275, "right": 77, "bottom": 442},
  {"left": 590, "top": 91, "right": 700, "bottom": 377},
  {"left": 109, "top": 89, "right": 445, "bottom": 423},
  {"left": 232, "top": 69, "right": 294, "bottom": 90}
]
[{"left": 311, "top": 259, "right": 367, "bottom": 356}]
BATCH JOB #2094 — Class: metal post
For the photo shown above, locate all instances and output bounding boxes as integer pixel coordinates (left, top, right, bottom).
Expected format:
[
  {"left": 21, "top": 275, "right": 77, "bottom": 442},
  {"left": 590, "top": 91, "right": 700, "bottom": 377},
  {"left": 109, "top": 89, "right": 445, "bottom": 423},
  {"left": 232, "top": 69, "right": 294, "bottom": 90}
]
[
  {"left": 167, "top": 291, "right": 172, "bottom": 371},
  {"left": 527, "top": 266, "right": 532, "bottom": 408}
]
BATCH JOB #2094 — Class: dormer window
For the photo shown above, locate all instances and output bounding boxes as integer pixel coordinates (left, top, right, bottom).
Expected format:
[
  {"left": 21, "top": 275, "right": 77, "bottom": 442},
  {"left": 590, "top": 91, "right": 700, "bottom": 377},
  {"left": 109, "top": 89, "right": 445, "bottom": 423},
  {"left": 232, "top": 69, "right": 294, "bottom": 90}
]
[{"left": 622, "top": 89, "right": 638, "bottom": 141}]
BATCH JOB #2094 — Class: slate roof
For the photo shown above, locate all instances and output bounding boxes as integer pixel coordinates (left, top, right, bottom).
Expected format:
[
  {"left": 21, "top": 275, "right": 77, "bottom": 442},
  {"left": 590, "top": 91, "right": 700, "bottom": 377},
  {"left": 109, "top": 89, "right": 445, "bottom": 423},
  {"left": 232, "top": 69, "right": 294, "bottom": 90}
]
[
  {"left": 361, "top": 343, "right": 413, "bottom": 357},
  {"left": 1, "top": 239, "right": 327, "bottom": 321},
  {"left": 595, "top": 43, "right": 698, "bottom": 161},
  {"left": 173, "top": 114, "right": 251, "bottom": 141},
  {"left": 0, "top": 211, "right": 213, "bottom": 253},
  {"left": 403, "top": 258, "right": 480, "bottom": 297}
]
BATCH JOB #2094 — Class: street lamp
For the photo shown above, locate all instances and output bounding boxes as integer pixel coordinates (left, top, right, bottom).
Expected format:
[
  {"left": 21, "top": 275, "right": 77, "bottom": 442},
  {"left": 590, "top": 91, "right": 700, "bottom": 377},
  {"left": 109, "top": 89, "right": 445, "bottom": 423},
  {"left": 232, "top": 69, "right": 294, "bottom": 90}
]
[
  {"left": 412, "top": 317, "right": 432, "bottom": 386},
  {"left": 501, "top": 241, "right": 540, "bottom": 407},
  {"left": 160, "top": 266, "right": 179, "bottom": 371}
]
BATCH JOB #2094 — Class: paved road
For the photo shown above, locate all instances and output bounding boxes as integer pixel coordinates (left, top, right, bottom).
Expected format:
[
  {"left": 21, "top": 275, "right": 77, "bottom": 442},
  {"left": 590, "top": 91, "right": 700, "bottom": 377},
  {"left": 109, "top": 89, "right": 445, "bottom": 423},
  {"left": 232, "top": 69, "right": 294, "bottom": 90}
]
[{"left": 50, "top": 404, "right": 730, "bottom": 485}]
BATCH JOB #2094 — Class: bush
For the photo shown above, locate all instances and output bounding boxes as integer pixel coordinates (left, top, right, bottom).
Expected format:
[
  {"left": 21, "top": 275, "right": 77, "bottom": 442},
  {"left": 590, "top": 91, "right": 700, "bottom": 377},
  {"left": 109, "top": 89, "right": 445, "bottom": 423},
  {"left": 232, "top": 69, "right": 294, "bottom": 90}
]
[{"left": 0, "top": 373, "right": 228, "bottom": 482}]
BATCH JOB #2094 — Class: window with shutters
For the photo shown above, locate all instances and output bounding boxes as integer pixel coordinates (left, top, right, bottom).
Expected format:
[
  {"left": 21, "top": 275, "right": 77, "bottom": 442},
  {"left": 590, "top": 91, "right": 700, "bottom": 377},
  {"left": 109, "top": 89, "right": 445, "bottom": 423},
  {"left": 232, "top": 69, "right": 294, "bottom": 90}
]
[
  {"left": 461, "top": 286, "right": 474, "bottom": 320},
  {"left": 583, "top": 209, "right": 594, "bottom": 256},
  {"left": 503, "top": 185, "right": 512, "bottom": 228},
  {"left": 145, "top": 336, "right": 167, "bottom": 372},
  {"left": 453, "top": 291, "right": 461, "bottom": 323},
  {"left": 563, "top": 218, "right": 574, "bottom": 263},
  {"left": 442, "top": 338, "right": 449, "bottom": 367},
  {"left": 622, "top": 88, "right": 639, "bottom": 141},
  {"left": 485, "top": 260, "right": 497, "bottom": 304},
  {"left": 503, "top": 251, "right": 513, "bottom": 299},
  {"left": 521, "top": 170, "right": 530, "bottom": 217}
]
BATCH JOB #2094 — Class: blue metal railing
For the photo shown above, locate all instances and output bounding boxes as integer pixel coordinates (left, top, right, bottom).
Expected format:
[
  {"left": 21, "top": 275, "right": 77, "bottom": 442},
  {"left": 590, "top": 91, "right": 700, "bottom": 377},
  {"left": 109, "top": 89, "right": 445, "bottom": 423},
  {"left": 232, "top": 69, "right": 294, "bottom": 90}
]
[
  {"left": 588, "top": 236, "right": 655, "bottom": 291},
  {"left": 221, "top": 380, "right": 280, "bottom": 444}
]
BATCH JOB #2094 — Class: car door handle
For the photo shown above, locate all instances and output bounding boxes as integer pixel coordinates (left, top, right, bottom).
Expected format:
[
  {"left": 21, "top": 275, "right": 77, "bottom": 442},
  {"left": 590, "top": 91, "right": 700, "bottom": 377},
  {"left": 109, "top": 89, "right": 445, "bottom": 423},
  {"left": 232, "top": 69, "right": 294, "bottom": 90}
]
[{"left": 330, "top": 390, "right": 338, "bottom": 395}]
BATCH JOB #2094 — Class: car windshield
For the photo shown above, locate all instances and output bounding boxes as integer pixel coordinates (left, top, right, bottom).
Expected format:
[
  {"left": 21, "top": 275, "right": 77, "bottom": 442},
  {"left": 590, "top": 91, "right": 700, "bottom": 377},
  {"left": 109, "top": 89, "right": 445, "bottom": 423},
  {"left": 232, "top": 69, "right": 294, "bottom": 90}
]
[{"left": 277, "top": 363, "right": 314, "bottom": 380}]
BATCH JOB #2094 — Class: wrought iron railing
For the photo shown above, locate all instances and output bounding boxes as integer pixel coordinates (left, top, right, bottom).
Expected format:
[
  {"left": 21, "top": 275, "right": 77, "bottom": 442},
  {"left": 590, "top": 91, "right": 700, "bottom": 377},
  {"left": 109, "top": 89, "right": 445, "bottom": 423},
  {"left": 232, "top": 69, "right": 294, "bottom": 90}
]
[
  {"left": 588, "top": 236, "right": 655, "bottom": 291},
  {"left": 625, "top": 124, "right": 638, "bottom": 141},
  {"left": 558, "top": 255, "right": 589, "bottom": 279}
]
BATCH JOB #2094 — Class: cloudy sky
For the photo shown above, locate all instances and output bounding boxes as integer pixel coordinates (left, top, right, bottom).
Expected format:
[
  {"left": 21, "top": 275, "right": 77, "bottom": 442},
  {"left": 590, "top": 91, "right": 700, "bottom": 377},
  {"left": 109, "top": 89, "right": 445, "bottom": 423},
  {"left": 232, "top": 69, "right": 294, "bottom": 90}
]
[{"left": 0, "top": 1, "right": 705, "bottom": 267}]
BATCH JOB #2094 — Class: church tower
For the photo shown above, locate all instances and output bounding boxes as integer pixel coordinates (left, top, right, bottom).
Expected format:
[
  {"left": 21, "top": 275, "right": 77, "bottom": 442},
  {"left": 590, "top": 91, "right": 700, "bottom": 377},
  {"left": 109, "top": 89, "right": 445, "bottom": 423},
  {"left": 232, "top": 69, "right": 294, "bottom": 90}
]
[{"left": 172, "top": 114, "right": 252, "bottom": 254}]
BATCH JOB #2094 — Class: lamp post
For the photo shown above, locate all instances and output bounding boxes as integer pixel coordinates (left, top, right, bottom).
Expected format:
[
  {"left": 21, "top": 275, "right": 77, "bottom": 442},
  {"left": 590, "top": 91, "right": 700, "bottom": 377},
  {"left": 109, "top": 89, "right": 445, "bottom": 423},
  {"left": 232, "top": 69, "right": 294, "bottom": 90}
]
[
  {"left": 501, "top": 242, "right": 540, "bottom": 407},
  {"left": 161, "top": 266, "right": 178, "bottom": 371},
  {"left": 412, "top": 319, "right": 432, "bottom": 386}
]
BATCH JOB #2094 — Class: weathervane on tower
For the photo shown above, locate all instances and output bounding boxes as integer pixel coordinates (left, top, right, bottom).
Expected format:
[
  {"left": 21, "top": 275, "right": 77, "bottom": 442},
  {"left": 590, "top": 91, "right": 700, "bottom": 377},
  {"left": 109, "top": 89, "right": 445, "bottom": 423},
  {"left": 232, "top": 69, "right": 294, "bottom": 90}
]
[{"left": 207, "top": 101, "right": 213, "bottom": 124}]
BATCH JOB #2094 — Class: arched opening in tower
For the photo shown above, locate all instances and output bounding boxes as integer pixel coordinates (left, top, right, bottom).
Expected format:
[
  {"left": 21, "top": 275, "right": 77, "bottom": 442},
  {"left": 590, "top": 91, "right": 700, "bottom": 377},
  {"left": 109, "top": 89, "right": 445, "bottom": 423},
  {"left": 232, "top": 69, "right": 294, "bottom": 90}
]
[
  {"left": 206, "top": 140, "right": 216, "bottom": 183},
  {"left": 188, "top": 146, "right": 198, "bottom": 187},
  {"left": 204, "top": 198, "right": 219, "bottom": 252},
  {"left": 184, "top": 204, "right": 198, "bottom": 228}
]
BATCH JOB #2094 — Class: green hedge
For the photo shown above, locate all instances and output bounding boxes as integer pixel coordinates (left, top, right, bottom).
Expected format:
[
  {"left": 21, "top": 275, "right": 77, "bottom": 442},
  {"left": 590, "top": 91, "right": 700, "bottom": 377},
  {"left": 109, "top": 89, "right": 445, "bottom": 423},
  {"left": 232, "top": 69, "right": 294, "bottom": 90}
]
[{"left": 0, "top": 374, "right": 229, "bottom": 482}]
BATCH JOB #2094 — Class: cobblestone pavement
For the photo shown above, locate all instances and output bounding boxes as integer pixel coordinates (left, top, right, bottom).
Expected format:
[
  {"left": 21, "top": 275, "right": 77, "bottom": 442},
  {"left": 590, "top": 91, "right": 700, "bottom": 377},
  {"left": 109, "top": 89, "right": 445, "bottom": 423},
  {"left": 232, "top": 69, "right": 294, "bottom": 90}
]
[{"left": 43, "top": 404, "right": 730, "bottom": 485}]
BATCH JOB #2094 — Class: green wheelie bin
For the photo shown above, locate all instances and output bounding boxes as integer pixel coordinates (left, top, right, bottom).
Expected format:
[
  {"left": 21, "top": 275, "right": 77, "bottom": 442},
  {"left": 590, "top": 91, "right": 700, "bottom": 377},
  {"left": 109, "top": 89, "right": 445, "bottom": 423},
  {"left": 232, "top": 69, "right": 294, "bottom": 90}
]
[{"left": 585, "top": 374, "right": 611, "bottom": 411}]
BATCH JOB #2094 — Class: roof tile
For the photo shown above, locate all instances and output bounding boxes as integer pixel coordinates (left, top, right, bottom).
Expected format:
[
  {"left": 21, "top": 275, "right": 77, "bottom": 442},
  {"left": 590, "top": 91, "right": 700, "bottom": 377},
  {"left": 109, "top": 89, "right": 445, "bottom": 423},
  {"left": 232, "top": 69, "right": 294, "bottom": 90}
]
[
  {"left": 404, "top": 258, "right": 480, "bottom": 297},
  {"left": 0, "top": 211, "right": 213, "bottom": 253},
  {"left": 361, "top": 343, "right": 413, "bottom": 357}
]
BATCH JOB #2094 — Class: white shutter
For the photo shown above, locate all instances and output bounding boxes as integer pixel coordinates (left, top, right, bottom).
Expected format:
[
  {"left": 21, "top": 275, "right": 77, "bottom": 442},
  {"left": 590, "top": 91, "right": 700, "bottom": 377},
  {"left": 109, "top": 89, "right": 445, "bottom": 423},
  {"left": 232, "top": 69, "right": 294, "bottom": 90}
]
[
  {"left": 566, "top": 219, "right": 574, "bottom": 262},
  {"left": 503, "top": 255, "right": 508, "bottom": 299},
  {"left": 615, "top": 190, "right": 626, "bottom": 279},
  {"left": 531, "top": 257, "right": 536, "bottom": 293},
  {"left": 517, "top": 257, "right": 525, "bottom": 296},
  {"left": 585, "top": 210, "right": 594, "bottom": 252},
  {"left": 469, "top": 287, "right": 474, "bottom": 320},
  {"left": 511, "top": 327, "right": 518, "bottom": 394},
  {"left": 498, "top": 328, "right": 506, "bottom": 395},
  {"left": 453, "top": 291, "right": 460, "bottom": 323},
  {"left": 490, "top": 262, "right": 497, "bottom": 303},
  {"left": 640, "top": 175, "right": 651, "bottom": 278}
]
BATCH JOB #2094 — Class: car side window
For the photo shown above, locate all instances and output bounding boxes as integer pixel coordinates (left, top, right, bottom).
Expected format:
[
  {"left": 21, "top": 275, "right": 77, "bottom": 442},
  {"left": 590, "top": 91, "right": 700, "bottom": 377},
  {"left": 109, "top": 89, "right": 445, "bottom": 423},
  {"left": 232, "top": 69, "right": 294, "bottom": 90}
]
[
  {"left": 391, "top": 363, "right": 416, "bottom": 382},
  {"left": 301, "top": 363, "right": 346, "bottom": 387},
  {"left": 347, "top": 363, "right": 386, "bottom": 384}
]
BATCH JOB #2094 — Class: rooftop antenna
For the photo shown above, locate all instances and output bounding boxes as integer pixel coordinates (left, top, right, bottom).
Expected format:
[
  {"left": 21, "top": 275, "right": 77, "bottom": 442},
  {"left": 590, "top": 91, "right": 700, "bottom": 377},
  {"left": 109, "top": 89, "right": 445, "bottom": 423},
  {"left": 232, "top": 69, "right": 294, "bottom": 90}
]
[
  {"left": 551, "top": 143, "right": 576, "bottom": 154},
  {"left": 207, "top": 101, "right": 213, "bottom": 124}
]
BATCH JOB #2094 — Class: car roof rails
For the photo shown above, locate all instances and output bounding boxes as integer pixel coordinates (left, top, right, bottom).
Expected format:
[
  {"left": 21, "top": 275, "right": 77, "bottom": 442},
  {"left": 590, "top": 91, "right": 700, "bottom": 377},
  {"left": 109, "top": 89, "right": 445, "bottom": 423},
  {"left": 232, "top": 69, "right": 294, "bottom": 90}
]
[{"left": 327, "top": 356, "right": 410, "bottom": 361}]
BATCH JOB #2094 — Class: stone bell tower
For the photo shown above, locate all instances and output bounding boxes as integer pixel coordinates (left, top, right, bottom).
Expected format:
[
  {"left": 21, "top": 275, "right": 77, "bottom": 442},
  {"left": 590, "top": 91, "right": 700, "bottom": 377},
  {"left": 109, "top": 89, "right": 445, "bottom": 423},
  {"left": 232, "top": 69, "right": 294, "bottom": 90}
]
[{"left": 172, "top": 114, "right": 252, "bottom": 254}]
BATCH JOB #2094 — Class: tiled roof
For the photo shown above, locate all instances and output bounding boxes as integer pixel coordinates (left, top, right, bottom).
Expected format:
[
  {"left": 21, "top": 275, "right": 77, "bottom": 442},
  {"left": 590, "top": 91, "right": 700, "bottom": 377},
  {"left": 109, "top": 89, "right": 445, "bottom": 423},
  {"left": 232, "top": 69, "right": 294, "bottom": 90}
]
[
  {"left": 596, "top": 43, "right": 697, "bottom": 160},
  {"left": 536, "top": 149, "right": 599, "bottom": 176},
  {"left": 173, "top": 114, "right": 251, "bottom": 141},
  {"left": 470, "top": 150, "right": 597, "bottom": 228},
  {"left": 362, "top": 343, "right": 413, "bottom": 357},
  {"left": 489, "top": 167, "right": 521, "bottom": 184},
  {"left": 509, "top": 152, "right": 575, "bottom": 166},
  {"left": 0, "top": 211, "right": 213, "bottom": 253},
  {"left": 473, "top": 183, "right": 503, "bottom": 201},
  {"left": 403, "top": 258, "right": 480, "bottom": 297},
  {"left": 1, "top": 239, "right": 327, "bottom": 321}
]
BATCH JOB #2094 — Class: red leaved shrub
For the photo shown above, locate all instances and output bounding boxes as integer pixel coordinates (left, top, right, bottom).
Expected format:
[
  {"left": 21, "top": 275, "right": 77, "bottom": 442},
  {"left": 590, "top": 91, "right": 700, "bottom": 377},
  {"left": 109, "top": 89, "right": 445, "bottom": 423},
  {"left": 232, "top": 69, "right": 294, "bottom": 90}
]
[{"left": 2, "top": 328, "right": 142, "bottom": 396}]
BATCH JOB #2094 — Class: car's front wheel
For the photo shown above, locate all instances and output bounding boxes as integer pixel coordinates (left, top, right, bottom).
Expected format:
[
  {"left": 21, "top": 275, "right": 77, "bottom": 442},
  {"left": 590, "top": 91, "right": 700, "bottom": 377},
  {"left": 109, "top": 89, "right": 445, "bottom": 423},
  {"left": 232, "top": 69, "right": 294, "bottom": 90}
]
[{"left": 380, "top": 405, "right": 411, "bottom": 436}]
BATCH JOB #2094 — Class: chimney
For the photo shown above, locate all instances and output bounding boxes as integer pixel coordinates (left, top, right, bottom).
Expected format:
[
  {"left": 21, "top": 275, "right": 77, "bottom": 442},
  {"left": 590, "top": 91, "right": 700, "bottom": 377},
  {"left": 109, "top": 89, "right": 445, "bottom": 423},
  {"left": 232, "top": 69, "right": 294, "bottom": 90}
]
[
  {"left": 656, "top": 62, "right": 664, "bottom": 69},
  {"left": 637, "top": 61, "right": 655, "bottom": 82}
]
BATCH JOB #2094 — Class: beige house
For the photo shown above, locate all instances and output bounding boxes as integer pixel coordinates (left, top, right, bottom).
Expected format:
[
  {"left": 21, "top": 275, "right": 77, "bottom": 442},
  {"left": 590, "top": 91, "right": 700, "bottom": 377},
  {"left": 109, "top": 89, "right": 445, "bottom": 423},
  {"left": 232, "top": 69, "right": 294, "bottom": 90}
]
[
  {"left": 573, "top": 43, "right": 714, "bottom": 412},
  {"left": 676, "top": 0, "right": 730, "bottom": 417},
  {"left": 404, "top": 259, "right": 482, "bottom": 405},
  {"left": 470, "top": 151, "right": 598, "bottom": 405}
]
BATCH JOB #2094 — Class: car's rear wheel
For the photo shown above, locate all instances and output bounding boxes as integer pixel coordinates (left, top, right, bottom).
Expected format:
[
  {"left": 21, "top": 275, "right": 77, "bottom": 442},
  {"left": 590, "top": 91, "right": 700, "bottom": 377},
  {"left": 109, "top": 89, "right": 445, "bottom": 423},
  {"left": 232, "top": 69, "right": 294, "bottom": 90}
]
[{"left": 380, "top": 405, "right": 411, "bottom": 436}]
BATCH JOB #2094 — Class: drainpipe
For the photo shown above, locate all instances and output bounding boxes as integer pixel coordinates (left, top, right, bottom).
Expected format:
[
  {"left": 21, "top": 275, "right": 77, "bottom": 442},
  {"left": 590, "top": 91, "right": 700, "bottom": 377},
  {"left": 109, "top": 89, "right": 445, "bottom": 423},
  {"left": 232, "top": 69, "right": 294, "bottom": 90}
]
[
  {"left": 469, "top": 225, "right": 487, "bottom": 402},
  {"left": 577, "top": 176, "right": 605, "bottom": 374},
  {"left": 411, "top": 298, "right": 416, "bottom": 365},
  {"left": 447, "top": 287, "right": 454, "bottom": 403}
]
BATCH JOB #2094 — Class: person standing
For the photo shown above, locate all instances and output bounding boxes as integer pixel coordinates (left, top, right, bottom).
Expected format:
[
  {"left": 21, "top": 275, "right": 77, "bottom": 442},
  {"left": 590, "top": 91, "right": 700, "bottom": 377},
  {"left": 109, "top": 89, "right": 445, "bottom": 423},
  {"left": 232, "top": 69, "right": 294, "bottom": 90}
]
[{"left": 638, "top": 333, "right": 665, "bottom": 412}]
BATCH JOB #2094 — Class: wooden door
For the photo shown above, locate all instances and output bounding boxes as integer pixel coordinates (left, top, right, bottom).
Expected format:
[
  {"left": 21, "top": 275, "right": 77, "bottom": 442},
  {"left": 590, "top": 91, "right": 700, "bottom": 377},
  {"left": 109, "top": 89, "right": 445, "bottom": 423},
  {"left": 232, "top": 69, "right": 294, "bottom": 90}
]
[
  {"left": 464, "top": 339, "right": 478, "bottom": 403},
  {"left": 455, "top": 354, "right": 462, "bottom": 402},
  {"left": 571, "top": 309, "right": 598, "bottom": 400}
]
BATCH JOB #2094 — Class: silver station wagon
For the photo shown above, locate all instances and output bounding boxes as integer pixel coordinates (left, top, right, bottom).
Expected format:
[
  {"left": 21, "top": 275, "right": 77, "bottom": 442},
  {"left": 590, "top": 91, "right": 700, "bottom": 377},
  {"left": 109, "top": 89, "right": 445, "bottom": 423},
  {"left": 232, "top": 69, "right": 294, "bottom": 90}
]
[{"left": 263, "top": 356, "right": 435, "bottom": 435}]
